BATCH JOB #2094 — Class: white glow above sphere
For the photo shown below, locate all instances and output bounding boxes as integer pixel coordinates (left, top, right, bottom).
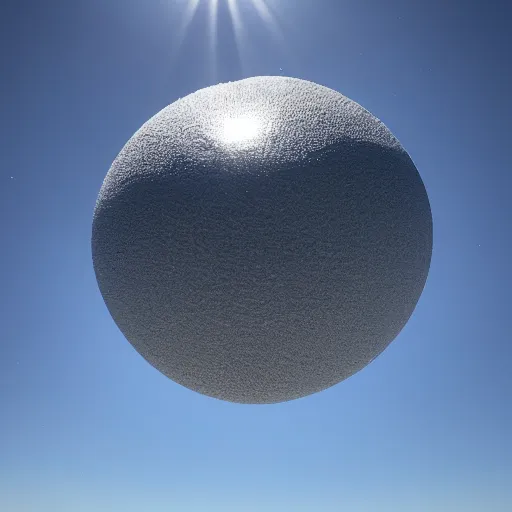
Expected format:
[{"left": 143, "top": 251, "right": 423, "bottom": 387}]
[{"left": 92, "top": 76, "right": 432, "bottom": 404}]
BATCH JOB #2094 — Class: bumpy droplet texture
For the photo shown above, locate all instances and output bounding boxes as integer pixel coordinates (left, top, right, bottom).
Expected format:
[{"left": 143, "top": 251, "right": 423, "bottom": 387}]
[{"left": 92, "top": 76, "right": 432, "bottom": 404}]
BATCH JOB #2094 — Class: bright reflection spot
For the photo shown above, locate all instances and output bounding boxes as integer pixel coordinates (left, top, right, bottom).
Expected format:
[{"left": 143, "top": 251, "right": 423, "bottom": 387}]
[{"left": 222, "top": 117, "right": 261, "bottom": 144}]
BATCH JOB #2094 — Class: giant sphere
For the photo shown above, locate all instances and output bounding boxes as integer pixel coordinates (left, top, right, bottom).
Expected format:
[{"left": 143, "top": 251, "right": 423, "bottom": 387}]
[{"left": 92, "top": 76, "right": 432, "bottom": 404}]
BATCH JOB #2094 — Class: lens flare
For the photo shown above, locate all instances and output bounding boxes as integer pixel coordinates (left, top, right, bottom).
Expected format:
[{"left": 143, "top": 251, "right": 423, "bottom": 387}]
[
  {"left": 170, "top": 0, "right": 202, "bottom": 61},
  {"left": 171, "top": 0, "right": 288, "bottom": 78}
]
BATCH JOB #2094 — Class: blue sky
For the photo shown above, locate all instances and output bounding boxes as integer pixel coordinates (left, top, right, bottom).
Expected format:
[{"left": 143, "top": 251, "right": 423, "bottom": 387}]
[{"left": 1, "top": 0, "right": 511, "bottom": 510}]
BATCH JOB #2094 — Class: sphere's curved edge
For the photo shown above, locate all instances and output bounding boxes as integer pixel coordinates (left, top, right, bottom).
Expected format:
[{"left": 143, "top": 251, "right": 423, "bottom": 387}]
[{"left": 92, "top": 75, "right": 433, "bottom": 404}]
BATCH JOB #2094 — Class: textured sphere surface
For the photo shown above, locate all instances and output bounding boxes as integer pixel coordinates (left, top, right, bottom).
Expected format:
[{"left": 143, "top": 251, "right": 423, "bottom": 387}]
[{"left": 92, "top": 76, "right": 432, "bottom": 404}]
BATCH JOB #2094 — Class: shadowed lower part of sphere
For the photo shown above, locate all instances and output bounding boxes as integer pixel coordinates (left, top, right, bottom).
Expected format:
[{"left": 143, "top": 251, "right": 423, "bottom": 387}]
[{"left": 92, "top": 76, "right": 433, "bottom": 404}]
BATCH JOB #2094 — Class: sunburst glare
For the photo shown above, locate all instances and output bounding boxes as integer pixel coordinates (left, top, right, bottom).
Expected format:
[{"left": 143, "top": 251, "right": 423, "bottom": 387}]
[
  {"left": 172, "top": 0, "right": 288, "bottom": 79},
  {"left": 226, "top": 0, "right": 246, "bottom": 73},
  {"left": 170, "top": 0, "right": 202, "bottom": 62},
  {"left": 207, "top": 0, "right": 219, "bottom": 81}
]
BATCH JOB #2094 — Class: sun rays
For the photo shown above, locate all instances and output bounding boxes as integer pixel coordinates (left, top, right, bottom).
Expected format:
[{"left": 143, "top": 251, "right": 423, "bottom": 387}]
[
  {"left": 171, "top": 0, "right": 287, "bottom": 80},
  {"left": 226, "top": 0, "right": 246, "bottom": 73},
  {"left": 169, "top": 0, "right": 202, "bottom": 63},
  {"left": 207, "top": 0, "right": 219, "bottom": 80}
]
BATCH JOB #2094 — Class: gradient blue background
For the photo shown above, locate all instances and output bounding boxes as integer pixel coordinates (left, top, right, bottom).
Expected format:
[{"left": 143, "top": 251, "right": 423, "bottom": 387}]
[{"left": 1, "top": 0, "right": 511, "bottom": 510}]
